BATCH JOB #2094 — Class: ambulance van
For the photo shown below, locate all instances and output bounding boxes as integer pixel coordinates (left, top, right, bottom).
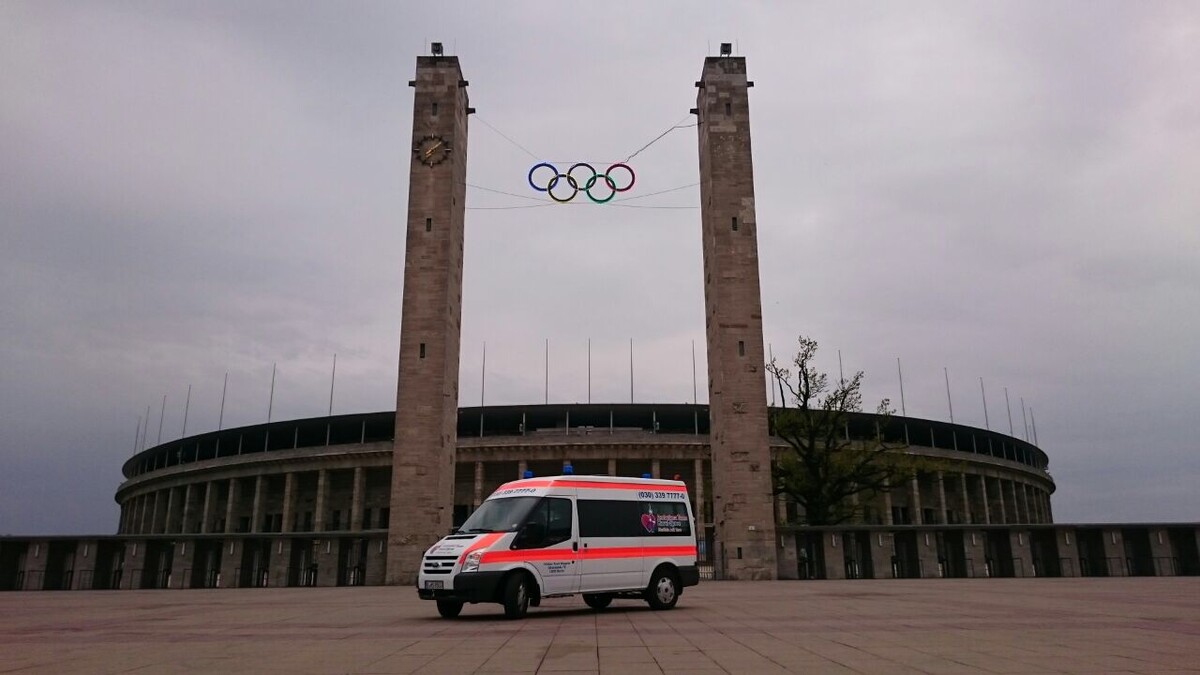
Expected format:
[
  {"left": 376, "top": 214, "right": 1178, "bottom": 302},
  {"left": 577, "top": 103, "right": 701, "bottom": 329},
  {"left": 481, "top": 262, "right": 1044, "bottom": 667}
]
[{"left": 417, "top": 474, "right": 701, "bottom": 619}]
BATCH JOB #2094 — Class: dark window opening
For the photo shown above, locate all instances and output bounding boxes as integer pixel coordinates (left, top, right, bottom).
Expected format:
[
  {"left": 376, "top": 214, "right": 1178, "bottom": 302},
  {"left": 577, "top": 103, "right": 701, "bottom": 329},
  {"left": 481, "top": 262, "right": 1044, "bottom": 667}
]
[
  {"left": 379, "top": 508, "right": 390, "bottom": 529},
  {"left": 425, "top": 217, "right": 432, "bottom": 232},
  {"left": 419, "top": 343, "right": 426, "bottom": 359},
  {"left": 725, "top": 102, "right": 731, "bottom": 115},
  {"left": 738, "top": 340, "right": 745, "bottom": 357},
  {"left": 432, "top": 102, "right": 438, "bottom": 115},
  {"left": 731, "top": 216, "right": 738, "bottom": 231}
]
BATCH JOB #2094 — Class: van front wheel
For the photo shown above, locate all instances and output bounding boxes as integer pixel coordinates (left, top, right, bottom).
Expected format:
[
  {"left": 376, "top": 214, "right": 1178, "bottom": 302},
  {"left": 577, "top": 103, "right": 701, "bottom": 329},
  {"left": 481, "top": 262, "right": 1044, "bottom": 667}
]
[
  {"left": 645, "top": 567, "right": 679, "bottom": 610},
  {"left": 502, "top": 573, "right": 531, "bottom": 619},
  {"left": 583, "top": 593, "right": 612, "bottom": 610},
  {"left": 436, "top": 599, "right": 463, "bottom": 618}
]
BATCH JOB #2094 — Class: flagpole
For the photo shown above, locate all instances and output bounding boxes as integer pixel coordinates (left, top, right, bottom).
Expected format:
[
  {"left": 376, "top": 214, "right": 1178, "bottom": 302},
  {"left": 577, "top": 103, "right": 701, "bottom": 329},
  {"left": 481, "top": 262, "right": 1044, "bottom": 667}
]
[
  {"left": 1004, "top": 387, "right": 1014, "bottom": 436},
  {"left": 1020, "top": 397, "right": 1030, "bottom": 442},
  {"left": 943, "top": 368, "right": 953, "bottom": 424},
  {"left": 218, "top": 372, "right": 228, "bottom": 430},
  {"left": 181, "top": 384, "right": 192, "bottom": 438},
  {"left": 629, "top": 338, "right": 634, "bottom": 404},
  {"left": 328, "top": 354, "right": 337, "bottom": 416},
  {"left": 979, "top": 377, "right": 990, "bottom": 430},
  {"left": 897, "top": 357, "right": 907, "bottom": 417},
  {"left": 157, "top": 394, "right": 166, "bottom": 445}
]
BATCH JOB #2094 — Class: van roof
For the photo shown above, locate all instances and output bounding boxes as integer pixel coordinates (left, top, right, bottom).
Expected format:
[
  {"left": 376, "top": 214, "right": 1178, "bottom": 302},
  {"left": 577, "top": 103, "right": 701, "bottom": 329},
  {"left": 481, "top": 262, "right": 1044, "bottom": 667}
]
[{"left": 496, "top": 475, "right": 687, "bottom": 492}]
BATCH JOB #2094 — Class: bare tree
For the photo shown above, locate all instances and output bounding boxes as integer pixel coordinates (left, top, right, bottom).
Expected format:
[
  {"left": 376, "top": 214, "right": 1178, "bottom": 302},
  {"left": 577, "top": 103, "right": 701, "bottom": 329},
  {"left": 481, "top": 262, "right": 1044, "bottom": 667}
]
[{"left": 766, "top": 336, "right": 916, "bottom": 526}]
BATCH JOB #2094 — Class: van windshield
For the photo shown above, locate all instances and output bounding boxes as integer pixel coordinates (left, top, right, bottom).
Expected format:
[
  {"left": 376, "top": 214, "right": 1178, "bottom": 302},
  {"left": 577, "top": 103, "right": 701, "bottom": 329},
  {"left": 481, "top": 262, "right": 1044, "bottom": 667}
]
[{"left": 456, "top": 496, "right": 540, "bottom": 534}]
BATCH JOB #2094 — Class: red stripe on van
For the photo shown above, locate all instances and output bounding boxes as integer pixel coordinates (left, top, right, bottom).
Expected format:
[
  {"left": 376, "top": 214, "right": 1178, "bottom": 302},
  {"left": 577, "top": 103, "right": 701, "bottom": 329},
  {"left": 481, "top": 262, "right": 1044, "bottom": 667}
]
[
  {"left": 496, "top": 479, "right": 687, "bottom": 492},
  {"left": 480, "top": 545, "right": 695, "bottom": 565}
]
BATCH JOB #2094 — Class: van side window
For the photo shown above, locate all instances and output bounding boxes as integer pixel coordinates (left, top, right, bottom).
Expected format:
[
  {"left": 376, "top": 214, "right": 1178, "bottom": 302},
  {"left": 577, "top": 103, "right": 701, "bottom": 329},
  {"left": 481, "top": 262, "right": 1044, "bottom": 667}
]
[
  {"left": 578, "top": 500, "right": 641, "bottom": 537},
  {"left": 641, "top": 502, "right": 691, "bottom": 536},
  {"left": 515, "top": 497, "right": 573, "bottom": 549}
]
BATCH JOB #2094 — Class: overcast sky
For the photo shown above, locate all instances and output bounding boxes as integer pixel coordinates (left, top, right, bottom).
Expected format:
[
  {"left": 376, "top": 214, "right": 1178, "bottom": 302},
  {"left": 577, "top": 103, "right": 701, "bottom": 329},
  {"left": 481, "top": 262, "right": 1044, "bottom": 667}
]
[{"left": 2, "top": 1, "right": 1197, "bottom": 535}]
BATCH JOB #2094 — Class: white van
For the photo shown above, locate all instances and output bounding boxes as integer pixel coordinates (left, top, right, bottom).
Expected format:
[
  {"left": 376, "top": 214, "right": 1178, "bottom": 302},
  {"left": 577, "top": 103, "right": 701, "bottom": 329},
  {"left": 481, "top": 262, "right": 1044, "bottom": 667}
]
[{"left": 417, "top": 474, "right": 701, "bottom": 619}]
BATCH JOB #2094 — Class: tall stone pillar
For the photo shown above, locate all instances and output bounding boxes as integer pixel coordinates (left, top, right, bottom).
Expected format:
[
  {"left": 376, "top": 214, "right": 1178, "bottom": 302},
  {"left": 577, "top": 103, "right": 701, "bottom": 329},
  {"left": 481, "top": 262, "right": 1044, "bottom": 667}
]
[
  {"left": 979, "top": 475, "right": 992, "bottom": 525},
  {"left": 164, "top": 487, "right": 178, "bottom": 534},
  {"left": 181, "top": 484, "right": 195, "bottom": 534},
  {"left": 387, "top": 48, "right": 471, "bottom": 585},
  {"left": 693, "top": 458, "right": 706, "bottom": 530},
  {"left": 883, "top": 480, "right": 894, "bottom": 525},
  {"left": 281, "top": 472, "right": 296, "bottom": 533},
  {"left": 959, "top": 472, "right": 973, "bottom": 524},
  {"left": 148, "top": 490, "right": 161, "bottom": 534},
  {"left": 909, "top": 475, "right": 923, "bottom": 525},
  {"left": 472, "top": 462, "right": 484, "bottom": 508},
  {"left": 200, "top": 481, "right": 215, "bottom": 534},
  {"left": 936, "top": 471, "right": 948, "bottom": 524},
  {"left": 695, "top": 51, "right": 777, "bottom": 580},
  {"left": 607, "top": 459, "right": 617, "bottom": 476},
  {"left": 224, "top": 478, "right": 239, "bottom": 534},
  {"left": 250, "top": 475, "right": 264, "bottom": 534},
  {"left": 351, "top": 467, "right": 366, "bottom": 531},
  {"left": 314, "top": 469, "right": 328, "bottom": 532},
  {"left": 995, "top": 477, "right": 1008, "bottom": 525},
  {"left": 1021, "top": 483, "right": 1031, "bottom": 524}
]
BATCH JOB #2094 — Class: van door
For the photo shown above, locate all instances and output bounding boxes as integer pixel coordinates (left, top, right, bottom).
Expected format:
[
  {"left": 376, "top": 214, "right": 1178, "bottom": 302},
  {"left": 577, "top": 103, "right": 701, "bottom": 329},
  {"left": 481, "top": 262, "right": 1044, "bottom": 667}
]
[
  {"left": 578, "top": 499, "right": 643, "bottom": 591},
  {"left": 512, "top": 495, "right": 579, "bottom": 595}
]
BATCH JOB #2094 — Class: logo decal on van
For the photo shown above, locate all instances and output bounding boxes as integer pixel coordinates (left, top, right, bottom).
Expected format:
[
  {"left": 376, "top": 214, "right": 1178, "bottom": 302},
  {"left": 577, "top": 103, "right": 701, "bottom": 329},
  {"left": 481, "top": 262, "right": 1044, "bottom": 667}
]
[{"left": 641, "top": 512, "right": 657, "bottom": 533}]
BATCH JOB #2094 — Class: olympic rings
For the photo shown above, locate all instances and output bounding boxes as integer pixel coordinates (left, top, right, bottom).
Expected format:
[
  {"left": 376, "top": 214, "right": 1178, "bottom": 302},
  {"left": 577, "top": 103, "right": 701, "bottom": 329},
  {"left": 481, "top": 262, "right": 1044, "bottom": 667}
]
[{"left": 527, "top": 162, "right": 635, "bottom": 203}]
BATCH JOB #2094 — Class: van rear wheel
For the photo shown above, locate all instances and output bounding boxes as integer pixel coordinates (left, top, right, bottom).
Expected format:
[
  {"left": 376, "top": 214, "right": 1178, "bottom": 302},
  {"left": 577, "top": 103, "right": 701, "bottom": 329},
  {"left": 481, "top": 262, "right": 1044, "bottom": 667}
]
[
  {"left": 645, "top": 567, "right": 679, "bottom": 610},
  {"left": 502, "top": 573, "right": 531, "bottom": 619},
  {"left": 436, "top": 599, "right": 463, "bottom": 618},
  {"left": 583, "top": 593, "right": 612, "bottom": 610}
]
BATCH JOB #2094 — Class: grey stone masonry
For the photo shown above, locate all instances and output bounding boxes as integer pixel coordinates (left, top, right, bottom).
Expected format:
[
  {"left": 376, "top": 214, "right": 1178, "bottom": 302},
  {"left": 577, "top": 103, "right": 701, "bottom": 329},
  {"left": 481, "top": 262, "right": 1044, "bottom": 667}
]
[
  {"left": 696, "top": 54, "right": 778, "bottom": 579},
  {"left": 388, "top": 53, "right": 469, "bottom": 585}
]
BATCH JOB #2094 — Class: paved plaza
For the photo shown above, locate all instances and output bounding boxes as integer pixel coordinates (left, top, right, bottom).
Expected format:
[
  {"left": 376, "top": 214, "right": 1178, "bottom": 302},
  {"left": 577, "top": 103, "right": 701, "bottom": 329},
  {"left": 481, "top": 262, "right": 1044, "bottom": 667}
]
[{"left": 2, "top": 578, "right": 1198, "bottom": 674}]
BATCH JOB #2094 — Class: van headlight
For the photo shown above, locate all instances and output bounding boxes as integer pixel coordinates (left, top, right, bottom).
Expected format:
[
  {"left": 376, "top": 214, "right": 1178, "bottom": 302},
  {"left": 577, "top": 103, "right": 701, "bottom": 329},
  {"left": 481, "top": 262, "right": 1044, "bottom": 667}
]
[{"left": 462, "top": 551, "right": 483, "bottom": 573}]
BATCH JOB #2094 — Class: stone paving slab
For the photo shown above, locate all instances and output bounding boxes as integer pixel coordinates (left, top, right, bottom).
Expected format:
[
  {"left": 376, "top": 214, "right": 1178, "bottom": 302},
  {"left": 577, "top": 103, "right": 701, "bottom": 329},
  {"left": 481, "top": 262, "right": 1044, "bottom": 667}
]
[{"left": 1, "top": 578, "right": 1198, "bottom": 674}]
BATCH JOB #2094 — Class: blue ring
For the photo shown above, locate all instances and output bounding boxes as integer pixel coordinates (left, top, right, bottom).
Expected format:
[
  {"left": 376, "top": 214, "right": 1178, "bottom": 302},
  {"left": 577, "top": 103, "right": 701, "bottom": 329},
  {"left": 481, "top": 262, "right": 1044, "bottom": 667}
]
[{"left": 527, "top": 162, "right": 558, "bottom": 192}]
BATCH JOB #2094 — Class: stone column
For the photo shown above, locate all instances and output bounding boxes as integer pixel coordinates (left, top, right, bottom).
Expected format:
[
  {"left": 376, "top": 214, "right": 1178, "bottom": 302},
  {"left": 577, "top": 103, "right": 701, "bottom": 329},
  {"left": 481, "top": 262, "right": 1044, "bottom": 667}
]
[
  {"left": 883, "top": 480, "right": 894, "bottom": 525},
  {"left": 979, "top": 475, "right": 992, "bottom": 525},
  {"left": 351, "top": 467, "right": 366, "bottom": 531},
  {"left": 696, "top": 53, "right": 778, "bottom": 579},
  {"left": 472, "top": 462, "right": 483, "bottom": 508},
  {"left": 775, "top": 494, "right": 788, "bottom": 526},
  {"left": 200, "top": 481, "right": 215, "bottom": 534},
  {"left": 936, "top": 471, "right": 948, "bottom": 524},
  {"left": 1021, "top": 484, "right": 1031, "bottom": 524},
  {"left": 517, "top": 460, "right": 527, "bottom": 479},
  {"left": 1009, "top": 481, "right": 1022, "bottom": 523},
  {"left": 651, "top": 459, "right": 661, "bottom": 479},
  {"left": 959, "top": 472, "right": 973, "bottom": 524},
  {"left": 149, "top": 490, "right": 162, "bottom": 534},
  {"left": 995, "top": 477, "right": 1007, "bottom": 524},
  {"left": 181, "top": 484, "right": 196, "bottom": 534},
  {"left": 164, "top": 487, "right": 178, "bottom": 534},
  {"left": 250, "top": 475, "right": 265, "bottom": 534},
  {"left": 607, "top": 459, "right": 617, "bottom": 476},
  {"left": 693, "top": 459, "right": 706, "bottom": 530},
  {"left": 281, "top": 472, "right": 296, "bottom": 533},
  {"left": 314, "top": 469, "right": 328, "bottom": 532},
  {"left": 909, "top": 474, "right": 923, "bottom": 524},
  {"left": 224, "top": 478, "right": 240, "bottom": 534}
]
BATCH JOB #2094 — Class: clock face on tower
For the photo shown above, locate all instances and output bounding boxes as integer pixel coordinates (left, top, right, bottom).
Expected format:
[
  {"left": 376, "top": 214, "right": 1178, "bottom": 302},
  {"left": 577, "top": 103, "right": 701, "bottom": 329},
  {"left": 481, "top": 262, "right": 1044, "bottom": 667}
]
[{"left": 414, "top": 135, "right": 451, "bottom": 166}]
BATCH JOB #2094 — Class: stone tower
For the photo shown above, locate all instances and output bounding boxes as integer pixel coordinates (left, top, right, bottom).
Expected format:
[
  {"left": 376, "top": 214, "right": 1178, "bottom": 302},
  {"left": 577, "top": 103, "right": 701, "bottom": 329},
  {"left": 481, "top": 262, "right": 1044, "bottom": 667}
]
[
  {"left": 387, "top": 51, "right": 469, "bottom": 585},
  {"left": 696, "top": 53, "right": 778, "bottom": 579}
]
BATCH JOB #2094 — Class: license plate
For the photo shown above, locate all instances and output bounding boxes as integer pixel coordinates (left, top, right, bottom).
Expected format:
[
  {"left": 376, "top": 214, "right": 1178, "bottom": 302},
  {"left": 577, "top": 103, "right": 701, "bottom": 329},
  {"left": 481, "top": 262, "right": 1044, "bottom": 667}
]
[{"left": 425, "top": 580, "right": 443, "bottom": 590}]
